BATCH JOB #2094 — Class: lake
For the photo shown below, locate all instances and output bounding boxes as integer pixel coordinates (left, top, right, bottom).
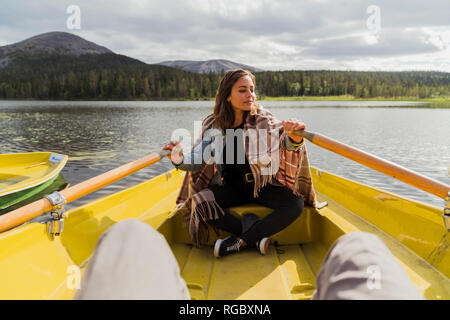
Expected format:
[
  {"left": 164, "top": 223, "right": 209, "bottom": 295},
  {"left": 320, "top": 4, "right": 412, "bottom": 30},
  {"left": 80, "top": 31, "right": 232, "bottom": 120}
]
[{"left": 0, "top": 100, "right": 449, "bottom": 210}]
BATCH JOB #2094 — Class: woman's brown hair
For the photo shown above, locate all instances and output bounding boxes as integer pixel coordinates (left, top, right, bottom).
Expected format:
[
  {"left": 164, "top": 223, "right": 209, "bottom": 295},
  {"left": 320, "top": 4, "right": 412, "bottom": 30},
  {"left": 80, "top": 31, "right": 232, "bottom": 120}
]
[{"left": 213, "top": 69, "right": 256, "bottom": 130}]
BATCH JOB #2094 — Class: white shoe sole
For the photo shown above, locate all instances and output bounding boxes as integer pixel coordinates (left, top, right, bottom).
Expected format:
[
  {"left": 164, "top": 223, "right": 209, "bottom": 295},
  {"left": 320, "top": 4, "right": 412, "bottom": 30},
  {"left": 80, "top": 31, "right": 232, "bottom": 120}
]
[
  {"left": 214, "top": 238, "right": 225, "bottom": 258},
  {"left": 258, "top": 238, "right": 270, "bottom": 255}
]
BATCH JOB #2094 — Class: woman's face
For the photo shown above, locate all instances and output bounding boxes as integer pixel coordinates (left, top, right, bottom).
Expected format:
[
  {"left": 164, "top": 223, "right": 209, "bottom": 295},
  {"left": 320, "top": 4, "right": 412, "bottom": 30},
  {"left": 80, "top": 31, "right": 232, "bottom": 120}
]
[{"left": 227, "top": 75, "right": 256, "bottom": 113}]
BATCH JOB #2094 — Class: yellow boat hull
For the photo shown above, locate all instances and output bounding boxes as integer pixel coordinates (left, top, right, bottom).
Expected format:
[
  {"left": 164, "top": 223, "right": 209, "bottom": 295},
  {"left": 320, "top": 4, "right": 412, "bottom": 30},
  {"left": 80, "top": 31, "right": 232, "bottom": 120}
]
[
  {"left": 0, "top": 152, "right": 68, "bottom": 197},
  {"left": 0, "top": 168, "right": 448, "bottom": 299}
]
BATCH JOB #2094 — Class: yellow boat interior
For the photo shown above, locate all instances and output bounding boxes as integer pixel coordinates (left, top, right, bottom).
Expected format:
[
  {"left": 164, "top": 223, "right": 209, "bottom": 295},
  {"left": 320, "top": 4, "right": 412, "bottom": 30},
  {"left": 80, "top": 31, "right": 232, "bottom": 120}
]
[
  {"left": 0, "top": 152, "right": 67, "bottom": 196},
  {"left": 0, "top": 168, "right": 449, "bottom": 300}
]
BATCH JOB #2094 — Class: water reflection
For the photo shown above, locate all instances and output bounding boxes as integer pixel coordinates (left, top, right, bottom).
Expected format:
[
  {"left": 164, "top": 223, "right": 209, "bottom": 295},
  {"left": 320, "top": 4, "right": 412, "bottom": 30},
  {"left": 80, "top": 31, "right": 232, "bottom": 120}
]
[{"left": 0, "top": 100, "right": 449, "bottom": 209}]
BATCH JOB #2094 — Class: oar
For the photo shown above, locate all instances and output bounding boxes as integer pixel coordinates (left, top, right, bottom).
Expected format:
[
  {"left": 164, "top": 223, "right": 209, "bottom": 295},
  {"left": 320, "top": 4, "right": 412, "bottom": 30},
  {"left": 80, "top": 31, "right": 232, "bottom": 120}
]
[
  {"left": 294, "top": 130, "right": 450, "bottom": 200},
  {"left": 0, "top": 150, "right": 170, "bottom": 233},
  {"left": 26, "top": 162, "right": 47, "bottom": 168}
]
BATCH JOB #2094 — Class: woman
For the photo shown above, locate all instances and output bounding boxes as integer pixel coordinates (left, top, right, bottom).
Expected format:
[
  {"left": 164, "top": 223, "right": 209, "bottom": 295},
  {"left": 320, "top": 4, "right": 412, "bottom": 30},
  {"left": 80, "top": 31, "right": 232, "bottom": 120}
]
[{"left": 163, "top": 69, "right": 316, "bottom": 258}]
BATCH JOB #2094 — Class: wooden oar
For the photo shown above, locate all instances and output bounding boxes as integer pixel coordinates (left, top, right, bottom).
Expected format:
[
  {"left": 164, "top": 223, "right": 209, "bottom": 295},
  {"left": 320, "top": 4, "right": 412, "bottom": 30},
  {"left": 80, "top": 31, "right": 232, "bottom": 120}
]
[
  {"left": 0, "top": 150, "right": 170, "bottom": 233},
  {"left": 26, "top": 162, "right": 47, "bottom": 168},
  {"left": 294, "top": 130, "right": 450, "bottom": 200}
]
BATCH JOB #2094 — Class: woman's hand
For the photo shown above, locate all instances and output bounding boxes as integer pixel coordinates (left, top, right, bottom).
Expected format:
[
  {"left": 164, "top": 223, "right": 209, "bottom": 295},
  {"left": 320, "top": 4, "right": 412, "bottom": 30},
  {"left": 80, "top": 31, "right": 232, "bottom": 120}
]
[
  {"left": 282, "top": 119, "right": 306, "bottom": 143},
  {"left": 162, "top": 141, "right": 183, "bottom": 164}
]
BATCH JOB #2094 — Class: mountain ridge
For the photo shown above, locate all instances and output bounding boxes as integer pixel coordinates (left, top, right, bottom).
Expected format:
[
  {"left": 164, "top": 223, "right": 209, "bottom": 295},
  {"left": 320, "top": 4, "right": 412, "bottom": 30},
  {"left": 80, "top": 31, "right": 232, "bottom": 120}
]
[
  {"left": 0, "top": 31, "right": 447, "bottom": 100},
  {"left": 0, "top": 31, "right": 114, "bottom": 69},
  {"left": 157, "top": 59, "right": 263, "bottom": 74},
  {"left": 0, "top": 32, "right": 262, "bottom": 73}
]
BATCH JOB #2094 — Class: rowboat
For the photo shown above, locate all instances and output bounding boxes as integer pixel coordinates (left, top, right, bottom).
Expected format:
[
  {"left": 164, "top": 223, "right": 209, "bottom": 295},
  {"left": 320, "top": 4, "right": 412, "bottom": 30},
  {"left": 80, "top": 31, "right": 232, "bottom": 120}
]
[
  {"left": 0, "top": 133, "right": 448, "bottom": 300},
  {"left": 0, "top": 152, "right": 68, "bottom": 214}
]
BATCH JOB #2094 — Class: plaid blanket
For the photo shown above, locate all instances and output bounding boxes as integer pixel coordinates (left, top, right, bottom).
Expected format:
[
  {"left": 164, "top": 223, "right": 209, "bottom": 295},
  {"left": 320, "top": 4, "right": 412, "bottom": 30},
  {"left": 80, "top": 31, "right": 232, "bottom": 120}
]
[{"left": 175, "top": 105, "right": 317, "bottom": 247}]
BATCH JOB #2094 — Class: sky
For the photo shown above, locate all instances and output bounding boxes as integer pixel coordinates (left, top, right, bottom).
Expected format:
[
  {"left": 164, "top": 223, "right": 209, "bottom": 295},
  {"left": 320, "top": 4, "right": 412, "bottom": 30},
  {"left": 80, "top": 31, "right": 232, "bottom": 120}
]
[{"left": 0, "top": 0, "right": 449, "bottom": 72}]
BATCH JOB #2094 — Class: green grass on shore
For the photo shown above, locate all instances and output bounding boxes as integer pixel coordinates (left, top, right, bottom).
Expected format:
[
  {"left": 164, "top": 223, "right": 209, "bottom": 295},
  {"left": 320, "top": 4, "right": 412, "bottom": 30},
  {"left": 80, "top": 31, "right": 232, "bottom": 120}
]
[
  {"left": 2, "top": 95, "right": 449, "bottom": 107},
  {"left": 259, "top": 95, "right": 450, "bottom": 102}
]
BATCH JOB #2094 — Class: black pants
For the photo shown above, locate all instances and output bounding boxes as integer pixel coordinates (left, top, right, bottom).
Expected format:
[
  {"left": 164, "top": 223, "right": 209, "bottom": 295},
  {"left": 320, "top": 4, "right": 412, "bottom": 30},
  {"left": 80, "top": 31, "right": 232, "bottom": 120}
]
[{"left": 208, "top": 177, "right": 304, "bottom": 245}]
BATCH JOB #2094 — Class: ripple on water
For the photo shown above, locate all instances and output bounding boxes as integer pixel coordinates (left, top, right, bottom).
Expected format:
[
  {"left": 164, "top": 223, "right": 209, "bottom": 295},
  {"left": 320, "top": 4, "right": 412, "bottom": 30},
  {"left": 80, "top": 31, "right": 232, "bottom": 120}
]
[{"left": 1, "top": 101, "right": 449, "bottom": 209}]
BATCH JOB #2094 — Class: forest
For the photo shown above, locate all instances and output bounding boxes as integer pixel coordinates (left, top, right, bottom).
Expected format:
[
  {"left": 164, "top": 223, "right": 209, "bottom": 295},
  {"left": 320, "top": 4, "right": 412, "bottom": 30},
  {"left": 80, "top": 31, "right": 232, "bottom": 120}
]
[{"left": 0, "top": 53, "right": 448, "bottom": 100}]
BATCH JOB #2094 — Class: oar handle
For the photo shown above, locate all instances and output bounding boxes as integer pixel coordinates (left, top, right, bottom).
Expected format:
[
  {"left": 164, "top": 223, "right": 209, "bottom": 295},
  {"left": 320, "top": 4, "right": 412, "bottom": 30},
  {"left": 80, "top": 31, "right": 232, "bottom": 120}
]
[
  {"left": 0, "top": 150, "right": 170, "bottom": 233},
  {"left": 294, "top": 130, "right": 450, "bottom": 200}
]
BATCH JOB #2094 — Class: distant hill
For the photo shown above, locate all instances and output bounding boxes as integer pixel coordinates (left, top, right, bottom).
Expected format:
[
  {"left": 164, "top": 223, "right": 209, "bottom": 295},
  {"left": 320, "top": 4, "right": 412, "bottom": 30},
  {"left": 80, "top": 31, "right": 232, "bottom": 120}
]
[
  {"left": 158, "top": 59, "right": 263, "bottom": 74},
  {"left": 0, "top": 31, "right": 448, "bottom": 100},
  {"left": 0, "top": 32, "right": 113, "bottom": 69},
  {"left": 0, "top": 31, "right": 205, "bottom": 100}
]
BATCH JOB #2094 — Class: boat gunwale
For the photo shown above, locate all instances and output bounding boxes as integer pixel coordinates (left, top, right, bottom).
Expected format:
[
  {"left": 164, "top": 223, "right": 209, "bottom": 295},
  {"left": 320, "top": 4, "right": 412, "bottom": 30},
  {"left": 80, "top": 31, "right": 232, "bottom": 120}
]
[
  {"left": 63, "top": 170, "right": 181, "bottom": 217},
  {"left": 311, "top": 166, "right": 445, "bottom": 220},
  {"left": 0, "top": 152, "right": 68, "bottom": 197}
]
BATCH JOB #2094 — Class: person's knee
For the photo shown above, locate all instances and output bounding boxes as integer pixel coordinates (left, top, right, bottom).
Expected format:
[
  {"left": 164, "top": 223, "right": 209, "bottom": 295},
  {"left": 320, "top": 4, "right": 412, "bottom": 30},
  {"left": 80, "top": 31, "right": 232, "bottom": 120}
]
[
  {"left": 331, "top": 232, "right": 388, "bottom": 258},
  {"left": 75, "top": 219, "right": 190, "bottom": 300},
  {"left": 107, "top": 218, "right": 153, "bottom": 236},
  {"left": 102, "top": 218, "right": 165, "bottom": 247},
  {"left": 312, "top": 232, "right": 424, "bottom": 300},
  {"left": 283, "top": 197, "right": 304, "bottom": 220}
]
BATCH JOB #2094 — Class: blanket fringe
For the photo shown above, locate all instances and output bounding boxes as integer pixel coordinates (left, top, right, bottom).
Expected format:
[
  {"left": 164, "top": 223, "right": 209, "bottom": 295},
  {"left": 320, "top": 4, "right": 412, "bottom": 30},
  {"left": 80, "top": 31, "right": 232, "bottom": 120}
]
[{"left": 189, "top": 199, "right": 225, "bottom": 248}]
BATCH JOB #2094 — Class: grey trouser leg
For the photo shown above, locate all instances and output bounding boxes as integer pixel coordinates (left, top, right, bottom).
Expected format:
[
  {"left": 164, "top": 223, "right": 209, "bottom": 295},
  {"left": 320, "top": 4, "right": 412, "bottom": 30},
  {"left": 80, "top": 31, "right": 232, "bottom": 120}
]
[
  {"left": 75, "top": 219, "right": 190, "bottom": 300},
  {"left": 311, "top": 232, "right": 424, "bottom": 300}
]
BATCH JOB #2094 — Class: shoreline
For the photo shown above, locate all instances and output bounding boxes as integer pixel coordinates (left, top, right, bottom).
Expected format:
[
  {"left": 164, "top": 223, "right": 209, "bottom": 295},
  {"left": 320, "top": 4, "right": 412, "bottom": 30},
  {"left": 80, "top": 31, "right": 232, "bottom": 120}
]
[
  {"left": 1, "top": 96, "right": 448, "bottom": 102},
  {"left": 0, "top": 96, "right": 449, "bottom": 108},
  {"left": 260, "top": 95, "right": 449, "bottom": 103}
]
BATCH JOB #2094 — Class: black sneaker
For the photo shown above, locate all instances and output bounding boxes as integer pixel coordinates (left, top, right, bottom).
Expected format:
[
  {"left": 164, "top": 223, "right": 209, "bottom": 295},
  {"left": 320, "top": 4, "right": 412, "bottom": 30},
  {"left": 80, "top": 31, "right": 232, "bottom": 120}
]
[{"left": 214, "top": 236, "right": 246, "bottom": 258}]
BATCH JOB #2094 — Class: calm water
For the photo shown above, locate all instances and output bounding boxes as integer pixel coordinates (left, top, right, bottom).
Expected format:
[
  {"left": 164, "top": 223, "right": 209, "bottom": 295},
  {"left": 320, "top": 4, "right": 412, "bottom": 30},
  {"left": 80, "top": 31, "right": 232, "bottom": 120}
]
[{"left": 0, "top": 100, "right": 449, "bottom": 210}]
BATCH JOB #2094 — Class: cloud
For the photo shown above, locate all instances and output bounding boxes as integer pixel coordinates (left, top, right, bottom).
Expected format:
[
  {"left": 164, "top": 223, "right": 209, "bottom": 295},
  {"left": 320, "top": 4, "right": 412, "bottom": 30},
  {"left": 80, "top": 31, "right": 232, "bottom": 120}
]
[
  {"left": 303, "top": 28, "right": 444, "bottom": 58},
  {"left": 0, "top": 0, "right": 448, "bottom": 71}
]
